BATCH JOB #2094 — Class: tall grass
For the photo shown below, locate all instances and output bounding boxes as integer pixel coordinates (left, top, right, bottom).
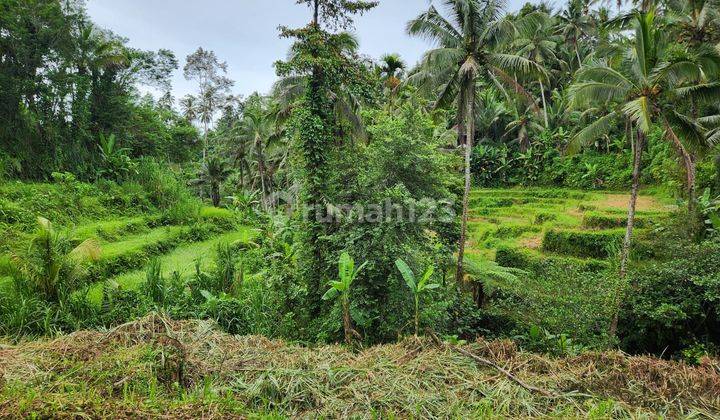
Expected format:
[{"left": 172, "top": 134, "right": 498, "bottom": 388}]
[{"left": 132, "top": 158, "right": 201, "bottom": 224}]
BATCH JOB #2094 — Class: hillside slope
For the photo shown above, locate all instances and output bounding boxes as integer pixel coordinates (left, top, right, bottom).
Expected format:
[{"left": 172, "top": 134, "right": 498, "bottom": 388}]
[{"left": 1, "top": 315, "right": 718, "bottom": 419}]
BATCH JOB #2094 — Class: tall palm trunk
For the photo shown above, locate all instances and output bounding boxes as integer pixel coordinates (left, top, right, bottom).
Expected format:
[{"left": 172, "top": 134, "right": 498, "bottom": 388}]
[
  {"left": 258, "top": 154, "right": 268, "bottom": 211},
  {"left": 457, "top": 99, "right": 467, "bottom": 146},
  {"left": 539, "top": 78, "right": 549, "bottom": 128},
  {"left": 610, "top": 129, "right": 645, "bottom": 338},
  {"left": 456, "top": 83, "right": 475, "bottom": 284}
]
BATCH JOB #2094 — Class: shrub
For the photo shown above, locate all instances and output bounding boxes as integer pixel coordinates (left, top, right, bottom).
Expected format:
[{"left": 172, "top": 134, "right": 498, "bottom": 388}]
[
  {"left": 583, "top": 212, "right": 654, "bottom": 229},
  {"left": 133, "top": 158, "right": 201, "bottom": 224},
  {"left": 542, "top": 229, "right": 625, "bottom": 258},
  {"left": 495, "top": 246, "right": 608, "bottom": 273},
  {"left": 621, "top": 239, "right": 720, "bottom": 356}
]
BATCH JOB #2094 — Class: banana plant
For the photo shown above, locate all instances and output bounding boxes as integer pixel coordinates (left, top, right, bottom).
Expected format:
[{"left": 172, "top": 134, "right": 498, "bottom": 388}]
[
  {"left": 395, "top": 258, "right": 439, "bottom": 337},
  {"left": 322, "top": 252, "right": 368, "bottom": 344}
]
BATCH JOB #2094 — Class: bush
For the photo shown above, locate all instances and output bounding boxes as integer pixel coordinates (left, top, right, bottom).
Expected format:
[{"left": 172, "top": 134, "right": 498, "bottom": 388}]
[
  {"left": 495, "top": 246, "right": 608, "bottom": 273},
  {"left": 132, "top": 158, "right": 201, "bottom": 224},
  {"left": 621, "top": 239, "right": 720, "bottom": 356},
  {"left": 582, "top": 212, "right": 653, "bottom": 229},
  {"left": 542, "top": 229, "right": 624, "bottom": 258}
]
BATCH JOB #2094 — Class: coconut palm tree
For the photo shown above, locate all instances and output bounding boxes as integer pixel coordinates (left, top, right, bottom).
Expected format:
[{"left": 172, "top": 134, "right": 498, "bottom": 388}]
[
  {"left": 666, "top": 0, "right": 720, "bottom": 46},
  {"left": 557, "top": 0, "right": 595, "bottom": 69},
  {"left": 179, "top": 94, "right": 198, "bottom": 123},
  {"left": 511, "top": 11, "right": 562, "bottom": 127},
  {"left": 236, "top": 96, "right": 276, "bottom": 209},
  {"left": 199, "top": 157, "right": 231, "bottom": 207},
  {"left": 567, "top": 7, "right": 720, "bottom": 336},
  {"left": 407, "top": 0, "right": 542, "bottom": 283},
  {"left": 505, "top": 104, "right": 544, "bottom": 152}
]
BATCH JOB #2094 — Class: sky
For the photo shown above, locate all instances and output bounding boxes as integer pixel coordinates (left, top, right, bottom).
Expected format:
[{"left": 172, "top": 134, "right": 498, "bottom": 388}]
[{"left": 86, "top": 0, "right": 527, "bottom": 100}]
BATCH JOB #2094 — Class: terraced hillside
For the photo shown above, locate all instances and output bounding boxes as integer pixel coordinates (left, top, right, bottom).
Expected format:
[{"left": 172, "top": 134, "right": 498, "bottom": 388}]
[
  {"left": 466, "top": 188, "right": 675, "bottom": 269},
  {"left": 0, "top": 181, "right": 254, "bottom": 304}
]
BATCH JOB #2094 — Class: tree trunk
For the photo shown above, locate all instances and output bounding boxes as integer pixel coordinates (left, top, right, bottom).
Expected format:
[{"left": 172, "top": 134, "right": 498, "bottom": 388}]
[
  {"left": 610, "top": 129, "right": 645, "bottom": 338},
  {"left": 686, "top": 154, "right": 698, "bottom": 237},
  {"left": 457, "top": 99, "right": 466, "bottom": 147},
  {"left": 211, "top": 182, "right": 220, "bottom": 207},
  {"left": 258, "top": 153, "right": 267, "bottom": 211},
  {"left": 455, "top": 84, "right": 475, "bottom": 284},
  {"left": 313, "top": 0, "right": 320, "bottom": 26},
  {"left": 343, "top": 297, "right": 352, "bottom": 344},
  {"left": 574, "top": 39, "right": 582, "bottom": 68},
  {"left": 414, "top": 297, "right": 420, "bottom": 337},
  {"left": 203, "top": 121, "right": 209, "bottom": 162},
  {"left": 539, "top": 78, "right": 549, "bottom": 128}
]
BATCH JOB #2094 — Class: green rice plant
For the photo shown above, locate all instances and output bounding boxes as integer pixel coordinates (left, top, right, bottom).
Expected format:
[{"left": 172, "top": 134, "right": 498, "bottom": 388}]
[
  {"left": 583, "top": 212, "right": 651, "bottom": 229},
  {"left": 322, "top": 252, "right": 368, "bottom": 344},
  {"left": 395, "top": 259, "right": 439, "bottom": 337}
]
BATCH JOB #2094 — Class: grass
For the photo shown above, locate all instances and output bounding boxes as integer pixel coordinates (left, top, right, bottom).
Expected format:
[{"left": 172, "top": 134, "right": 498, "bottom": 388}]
[
  {"left": 467, "top": 187, "right": 674, "bottom": 261},
  {"left": 70, "top": 216, "right": 149, "bottom": 242},
  {"left": 98, "top": 226, "right": 184, "bottom": 261},
  {"left": 0, "top": 315, "right": 717, "bottom": 418},
  {"left": 87, "top": 227, "right": 255, "bottom": 304}
]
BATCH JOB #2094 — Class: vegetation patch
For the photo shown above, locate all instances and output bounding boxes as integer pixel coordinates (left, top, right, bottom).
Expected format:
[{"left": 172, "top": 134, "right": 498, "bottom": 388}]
[
  {"left": 542, "top": 229, "right": 625, "bottom": 259},
  {"left": 1, "top": 315, "right": 717, "bottom": 419}
]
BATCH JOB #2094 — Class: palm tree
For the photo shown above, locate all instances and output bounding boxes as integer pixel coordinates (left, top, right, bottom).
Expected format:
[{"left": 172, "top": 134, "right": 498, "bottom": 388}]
[
  {"left": 200, "top": 157, "right": 231, "bottom": 207},
  {"left": 505, "top": 104, "right": 544, "bottom": 152},
  {"left": 567, "top": 7, "right": 720, "bottom": 336},
  {"left": 11, "top": 218, "right": 100, "bottom": 303},
  {"left": 557, "top": 0, "right": 595, "bottom": 69},
  {"left": 511, "top": 11, "right": 561, "bottom": 127},
  {"left": 272, "top": 32, "right": 367, "bottom": 142},
  {"left": 407, "top": 0, "right": 542, "bottom": 283},
  {"left": 666, "top": 0, "right": 720, "bottom": 46},
  {"left": 377, "top": 53, "right": 406, "bottom": 108},
  {"left": 179, "top": 94, "right": 198, "bottom": 123},
  {"left": 236, "top": 96, "right": 276, "bottom": 209}
]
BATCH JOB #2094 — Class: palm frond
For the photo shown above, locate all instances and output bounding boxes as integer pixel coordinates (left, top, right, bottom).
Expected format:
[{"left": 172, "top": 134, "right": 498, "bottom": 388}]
[
  {"left": 622, "top": 96, "right": 653, "bottom": 134},
  {"left": 567, "top": 112, "right": 619, "bottom": 154}
]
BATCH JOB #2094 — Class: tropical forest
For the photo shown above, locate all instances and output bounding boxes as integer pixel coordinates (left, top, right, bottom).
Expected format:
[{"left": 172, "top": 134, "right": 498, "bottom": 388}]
[{"left": 1, "top": 0, "right": 720, "bottom": 417}]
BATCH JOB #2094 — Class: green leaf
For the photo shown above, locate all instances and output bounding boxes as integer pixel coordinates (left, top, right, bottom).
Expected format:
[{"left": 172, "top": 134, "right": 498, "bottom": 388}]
[
  {"left": 200, "top": 290, "right": 215, "bottom": 302},
  {"left": 710, "top": 213, "right": 720, "bottom": 230},
  {"left": 418, "top": 265, "right": 435, "bottom": 289},
  {"left": 424, "top": 283, "right": 440, "bottom": 290},
  {"left": 330, "top": 280, "right": 346, "bottom": 292},
  {"left": 395, "top": 259, "right": 416, "bottom": 292},
  {"left": 322, "top": 287, "right": 340, "bottom": 301},
  {"left": 338, "top": 252, "right": 354, "bottom": 284}
]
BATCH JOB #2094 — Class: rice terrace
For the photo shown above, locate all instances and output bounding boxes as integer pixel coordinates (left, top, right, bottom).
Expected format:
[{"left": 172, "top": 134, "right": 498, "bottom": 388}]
[{"left": 1, "top": 0, "right": 720, "bottom": 418}]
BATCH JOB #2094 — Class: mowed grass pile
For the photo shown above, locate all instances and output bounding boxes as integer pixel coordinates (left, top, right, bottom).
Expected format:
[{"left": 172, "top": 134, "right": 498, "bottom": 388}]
[{"left": 0, "top": 315, "right": 718, "bottom": 418}]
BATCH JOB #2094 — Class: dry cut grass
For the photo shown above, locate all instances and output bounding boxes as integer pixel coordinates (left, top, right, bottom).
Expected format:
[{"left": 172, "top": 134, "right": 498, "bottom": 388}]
[{"left": 1, "top": 315, "right": 719, "bottom": 419}]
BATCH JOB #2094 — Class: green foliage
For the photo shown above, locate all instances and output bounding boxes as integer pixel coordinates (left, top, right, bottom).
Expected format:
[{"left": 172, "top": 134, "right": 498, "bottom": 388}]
[
  {"left": 542, "top": 229, "right": 624, "bottom": 258},
  {"left": 582, "top": 212, "right": 652, "bottom": 229},
  {"left": 10, "top": 217, "right": 100, "bottom": 303},
  {"left": 395, "top": 258, "right": 439, "bottom": 336},
  {"left": 132, "top": 159, "right": 201, "bottom": 224},
  {"left": 621, "top": 239, "right": 720, "bottom": 356},
  {"left": 97, "top": 133, "right": 136, "bottom": 182}
]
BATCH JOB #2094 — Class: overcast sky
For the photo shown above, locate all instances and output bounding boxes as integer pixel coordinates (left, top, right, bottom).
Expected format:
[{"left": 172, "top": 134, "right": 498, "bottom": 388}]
[{"left": 86, "top": 0, "right": 527, "bottom": 100}]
